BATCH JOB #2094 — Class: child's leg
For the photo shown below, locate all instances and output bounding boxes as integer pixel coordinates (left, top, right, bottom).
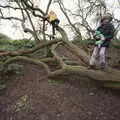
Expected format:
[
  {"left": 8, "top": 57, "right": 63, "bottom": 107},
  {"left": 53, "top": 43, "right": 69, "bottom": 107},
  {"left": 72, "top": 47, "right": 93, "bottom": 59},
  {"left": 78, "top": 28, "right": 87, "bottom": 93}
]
[
  {"left": 99, "top": 47, "right": 107, "bottom": 68},
  {"left": 51, "top": 21, "right": 56, "bottom": 36},
  {"left": 54, "top": 19, "right": 60, "bottom": 27},
  {"left": 52, "top": 25, "right": 55, "bottom": 36},
  {"left": 90, "top": 46, "right": 99, "bottom": 66},
  {"left": 51, "top": 19, "right": 60, "bottom": 37}
]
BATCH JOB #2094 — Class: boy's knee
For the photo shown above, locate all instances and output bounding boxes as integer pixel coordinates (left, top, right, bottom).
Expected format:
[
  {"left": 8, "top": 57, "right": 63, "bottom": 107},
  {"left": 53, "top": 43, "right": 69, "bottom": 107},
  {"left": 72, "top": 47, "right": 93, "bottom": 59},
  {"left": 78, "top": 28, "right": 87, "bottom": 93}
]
[
  {"left": 100, "top": 52, "right": 105, "bottom": 57},
  {"left": 92, "top": 54, "right": 97, "bottom": 59},
  {"left": 92, "top": 51, "right": 98, "bottom": 58}
]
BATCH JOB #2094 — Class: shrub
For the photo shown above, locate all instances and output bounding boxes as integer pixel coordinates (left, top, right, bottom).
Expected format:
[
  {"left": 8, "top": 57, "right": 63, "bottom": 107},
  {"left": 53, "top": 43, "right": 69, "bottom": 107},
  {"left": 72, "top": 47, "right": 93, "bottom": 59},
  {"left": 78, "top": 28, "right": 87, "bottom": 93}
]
[
  {"left": 11, "top": 39, "right": 35, "bottom": 50},
  {"left": 72, "top": 38, "right": 95, "bottom": 45},
  {"left": 0, "top": 37, "right": 35, "bottom": 51},
  {"left": 6, "top": 63, "right": 24, "bottom": 75}
]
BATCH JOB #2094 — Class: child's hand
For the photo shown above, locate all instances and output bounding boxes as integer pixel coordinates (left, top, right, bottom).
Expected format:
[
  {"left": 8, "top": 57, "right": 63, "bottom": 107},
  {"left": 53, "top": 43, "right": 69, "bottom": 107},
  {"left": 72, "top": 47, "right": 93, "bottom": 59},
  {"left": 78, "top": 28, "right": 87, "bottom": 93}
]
[
  {"left": 100, "top": 35, "right": 105, "bottom": 41},
  {"left": 96, "top": 35, "right": 101, "bottom": 39},
  {"left": 95, "top": 40, "right": 104, "bottom": 45}
]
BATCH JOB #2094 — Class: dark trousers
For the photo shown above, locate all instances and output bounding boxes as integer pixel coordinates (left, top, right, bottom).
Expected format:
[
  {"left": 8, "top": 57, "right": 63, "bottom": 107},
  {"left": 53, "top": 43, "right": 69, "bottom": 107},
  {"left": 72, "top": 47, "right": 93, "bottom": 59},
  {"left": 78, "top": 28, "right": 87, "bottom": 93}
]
[{"left": 50, "top": 19, "right": 60, "bottom": 36}]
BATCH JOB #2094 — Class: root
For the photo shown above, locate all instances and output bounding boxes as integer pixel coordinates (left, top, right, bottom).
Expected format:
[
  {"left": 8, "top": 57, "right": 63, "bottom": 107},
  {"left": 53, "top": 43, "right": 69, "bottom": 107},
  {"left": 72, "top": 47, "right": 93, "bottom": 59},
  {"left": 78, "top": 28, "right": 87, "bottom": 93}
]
[
  {"left": 1, "top": 56, "right": 51, "bottom": 75},
  {"left": 0, "top": 26, "right": 120, "bottom": 89},
  {"left": 51, "top": 42, "right": 66, "bottom": 68}
]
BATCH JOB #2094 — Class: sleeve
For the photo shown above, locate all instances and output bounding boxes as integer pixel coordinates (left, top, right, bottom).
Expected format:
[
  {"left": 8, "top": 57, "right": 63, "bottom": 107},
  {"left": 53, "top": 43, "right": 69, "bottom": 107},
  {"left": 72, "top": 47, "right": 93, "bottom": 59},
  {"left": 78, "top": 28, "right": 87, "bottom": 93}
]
[
  {"left": 96, "top": 27, "right": 100, "bottom": 31},
  {"left": 95, "top": 27, "right": 105, "bottom": 40},
  {"left": 105, "top": 24, "right": 115, "bottom": 40}
]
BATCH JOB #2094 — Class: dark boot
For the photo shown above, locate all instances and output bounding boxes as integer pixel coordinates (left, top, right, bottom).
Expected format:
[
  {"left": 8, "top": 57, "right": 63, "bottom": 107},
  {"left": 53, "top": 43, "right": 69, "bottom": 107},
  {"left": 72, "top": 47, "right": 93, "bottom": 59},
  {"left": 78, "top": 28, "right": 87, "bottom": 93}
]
[
  {"left": 52, "top": 36, "right": 55, "bottom": 39},
  {"left": 88, "top": 65, "right": 96, "bottom": 69},
  {"left": 52, "top": 25, "right": 56, "bottom": 35},
  {"left": 100, "top": 62, "right": 106, "bottom": 71}
]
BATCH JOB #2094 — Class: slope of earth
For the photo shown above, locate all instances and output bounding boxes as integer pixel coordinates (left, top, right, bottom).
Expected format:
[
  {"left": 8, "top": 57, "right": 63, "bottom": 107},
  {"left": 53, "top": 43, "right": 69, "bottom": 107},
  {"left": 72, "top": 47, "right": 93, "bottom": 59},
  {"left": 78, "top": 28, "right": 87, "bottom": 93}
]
[{"left": 0, "top": 63, "right": 120, "bottom": 120}]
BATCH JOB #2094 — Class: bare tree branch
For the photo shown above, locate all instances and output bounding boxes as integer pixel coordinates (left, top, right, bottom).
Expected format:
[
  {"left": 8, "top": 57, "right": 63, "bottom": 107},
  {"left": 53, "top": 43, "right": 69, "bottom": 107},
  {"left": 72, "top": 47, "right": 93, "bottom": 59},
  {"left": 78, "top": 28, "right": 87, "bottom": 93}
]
[
  {"left": 0, "top": 16, "right": 22, "bottom": 21},
  {"left": 0, "top": 4, "right": 24, "bottom": 10},
  {"left": 46, "top": 0, "right": 53, "bottom": 14},
  {"left": 21, "top": 1, "right": 40, "bottom": 42},
  {"left": 58, "top": 0, "right": 82, "bottom": 38}
]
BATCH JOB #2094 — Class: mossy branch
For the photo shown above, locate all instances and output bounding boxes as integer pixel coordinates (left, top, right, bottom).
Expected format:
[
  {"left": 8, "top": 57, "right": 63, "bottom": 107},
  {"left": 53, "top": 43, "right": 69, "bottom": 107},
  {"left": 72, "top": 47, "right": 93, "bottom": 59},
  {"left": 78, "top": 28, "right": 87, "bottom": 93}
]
[
  {"left": 57, "top": 26, "right": 89, "bottom": 65},
  {"left": 51, "top": 42, "right": 66, "bottom": 68},
  {"left": 1, "top": 56, "right": 51, "bottom": 75},
  {"left": 0, "top": 39, "right": 61, "bottom": 57}
]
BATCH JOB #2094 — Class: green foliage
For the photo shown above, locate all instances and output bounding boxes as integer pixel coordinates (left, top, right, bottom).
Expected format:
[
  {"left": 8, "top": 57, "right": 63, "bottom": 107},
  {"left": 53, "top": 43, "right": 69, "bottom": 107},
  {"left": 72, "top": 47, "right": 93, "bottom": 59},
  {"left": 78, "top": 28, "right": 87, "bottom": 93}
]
[
  {"left": 12, "top": 39, "right": 35, "bottom": 50},
  {"left": 72, "top": 35, "right": 120, "bottom": 49},
  {"left": 0, "top": 33, "right": 11, "bottom": 41},
  {"left": 0, "top": 33, "right": 11, "bottom": 45},
  {"left": 0, "top": 44, "right": 17, "bottom": 51},
  {"left": 6, "top": 63, "right": 24, "bottom": 75},
  {"left": 72, "top": 38, "right": 95, "bottom": 45},
  {"left": 0, "top": 34, "right": 35, "bottom": 51}
]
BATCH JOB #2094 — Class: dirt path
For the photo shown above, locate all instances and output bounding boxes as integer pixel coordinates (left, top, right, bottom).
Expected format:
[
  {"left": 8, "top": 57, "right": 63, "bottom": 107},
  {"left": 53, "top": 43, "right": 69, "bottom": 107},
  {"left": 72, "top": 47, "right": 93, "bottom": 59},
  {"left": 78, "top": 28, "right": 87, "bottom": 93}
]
[{"left": 0, "top": 63, "right": 120, "bottom": 120}]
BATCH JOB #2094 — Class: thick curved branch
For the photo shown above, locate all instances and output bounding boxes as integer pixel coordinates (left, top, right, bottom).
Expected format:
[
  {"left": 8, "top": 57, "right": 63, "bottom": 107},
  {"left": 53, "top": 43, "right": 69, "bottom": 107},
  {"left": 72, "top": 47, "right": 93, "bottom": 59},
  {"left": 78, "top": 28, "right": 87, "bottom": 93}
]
[
  {"left": 1, "top": 56, "right": 51, "bottom": 75},
  {"left": 49, "top": 64, "right": 120, "bottom": 89},
  {"left": 57, "top": 26, "right": 89, "bottom": 65},
  {"left": 0, "top": 39, "right": 61, "bottom": 57},
  {"left": 51, "top": 42, "right": 66, "bottom": 68}
]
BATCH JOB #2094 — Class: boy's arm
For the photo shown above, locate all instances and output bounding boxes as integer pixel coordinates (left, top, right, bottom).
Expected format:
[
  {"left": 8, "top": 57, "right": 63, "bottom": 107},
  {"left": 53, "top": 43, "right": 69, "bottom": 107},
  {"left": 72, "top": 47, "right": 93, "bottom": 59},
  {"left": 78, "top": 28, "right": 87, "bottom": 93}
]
[
  {"left": 94, "top": 29, "right": 105, "bottom": 41},
  {"left": 105, "top": 25, "right": 115, "bottom": 40},
  {"left": 94, "top": 28, "right": 105, "bottom": 46},
  {"left": 99, "top": 33, "right": 105, "bottom": 41}
]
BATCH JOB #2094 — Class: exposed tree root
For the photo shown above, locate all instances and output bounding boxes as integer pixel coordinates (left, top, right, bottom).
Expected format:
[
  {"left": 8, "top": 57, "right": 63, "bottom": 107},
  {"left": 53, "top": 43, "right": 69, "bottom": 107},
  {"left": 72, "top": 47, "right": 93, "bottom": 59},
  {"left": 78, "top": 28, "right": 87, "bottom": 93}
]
[
  {"left": 51, "top": 42, "right": 66, "bottom": 68},
  {"left": 103, "top": 81, "right": 120, "bottom": 89},
  {"left": 0, "top": 26, "right": 120, "bottom": 89},
  {"left": 49, "top": 65, "right": 120, "bottom": 89},
  {"left": 40, "top": 57, "right": 56, "bottom": 63},
  {"left": 1, "top": 56, "right": 51, "bottom": 75},
  {"left": 1, "top": 55, "right": 120, "bottom": 89}
]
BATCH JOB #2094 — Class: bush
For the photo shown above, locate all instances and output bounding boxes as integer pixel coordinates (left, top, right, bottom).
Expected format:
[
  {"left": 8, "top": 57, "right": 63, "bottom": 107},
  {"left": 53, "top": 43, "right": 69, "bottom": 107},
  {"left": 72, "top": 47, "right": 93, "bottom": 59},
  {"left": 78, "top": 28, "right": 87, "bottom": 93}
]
[
  {"left": 0, "top": 33, "right": 11, "bottom": 45},
  {"left": 72, "top": 38, "right": 95, "bottom": 45},
  {"left": 0, "top": 36, "right": 35, "bottom": 51},
  {"left": 12, "top": 39, "right": 35, "bottom": 50},
  {"left": 6, "top": 63, "right": 24, "bottom": 75}
]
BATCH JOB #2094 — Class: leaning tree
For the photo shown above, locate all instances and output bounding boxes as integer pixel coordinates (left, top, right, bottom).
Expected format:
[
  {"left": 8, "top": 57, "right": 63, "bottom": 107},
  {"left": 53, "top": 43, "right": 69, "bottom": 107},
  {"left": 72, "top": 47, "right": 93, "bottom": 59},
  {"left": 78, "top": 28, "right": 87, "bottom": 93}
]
[{"left": 0, "top": 0, "right": 120, "bottom": 89}]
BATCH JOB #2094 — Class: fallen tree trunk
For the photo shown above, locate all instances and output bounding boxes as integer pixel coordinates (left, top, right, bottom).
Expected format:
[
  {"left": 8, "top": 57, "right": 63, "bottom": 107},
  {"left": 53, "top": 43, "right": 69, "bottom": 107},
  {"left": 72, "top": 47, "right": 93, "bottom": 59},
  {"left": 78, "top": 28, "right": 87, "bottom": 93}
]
[
  {"left": 48, "top": 64, "right": 120, "bottom": 82},
  {"left": 57, "top": 27, "right": 89, "bottom": 65},
  {"left": 49, "top": 65, "right": 120, "bottom": 89}
]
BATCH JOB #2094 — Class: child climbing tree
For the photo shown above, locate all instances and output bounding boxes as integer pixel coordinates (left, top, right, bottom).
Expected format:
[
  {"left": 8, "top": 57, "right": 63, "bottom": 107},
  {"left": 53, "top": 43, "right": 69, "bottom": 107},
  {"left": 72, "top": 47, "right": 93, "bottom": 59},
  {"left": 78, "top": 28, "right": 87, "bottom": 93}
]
[{"left": 46, "top": 10, "right": 60, "bottom": 39}]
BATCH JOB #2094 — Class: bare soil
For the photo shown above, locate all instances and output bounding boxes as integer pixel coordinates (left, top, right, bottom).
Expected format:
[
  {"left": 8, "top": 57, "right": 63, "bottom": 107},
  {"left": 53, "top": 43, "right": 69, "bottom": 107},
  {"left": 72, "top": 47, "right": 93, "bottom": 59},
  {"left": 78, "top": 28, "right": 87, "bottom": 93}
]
[{"left": 0, "top": 63, "right": 120, "bottom": 120}]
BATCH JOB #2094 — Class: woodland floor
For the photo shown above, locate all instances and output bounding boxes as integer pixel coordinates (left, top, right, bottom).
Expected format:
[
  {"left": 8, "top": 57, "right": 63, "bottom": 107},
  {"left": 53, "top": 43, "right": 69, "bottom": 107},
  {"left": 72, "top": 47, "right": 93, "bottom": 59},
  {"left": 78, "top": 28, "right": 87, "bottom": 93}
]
[{"left": 0, "top": 62, "right": 120, "bottom": 120}]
